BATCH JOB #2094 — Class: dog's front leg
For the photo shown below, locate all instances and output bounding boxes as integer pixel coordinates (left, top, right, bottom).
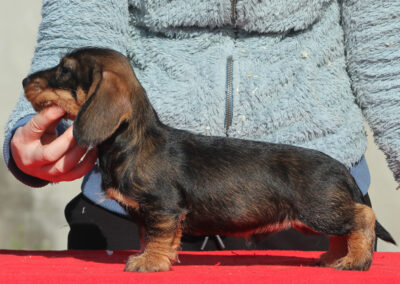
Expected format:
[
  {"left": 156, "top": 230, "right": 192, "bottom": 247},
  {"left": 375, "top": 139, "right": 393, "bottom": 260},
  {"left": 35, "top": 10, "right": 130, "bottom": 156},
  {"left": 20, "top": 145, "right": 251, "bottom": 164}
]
[{"left": 124, "top": 212, "right": 183, "bottom": 272}]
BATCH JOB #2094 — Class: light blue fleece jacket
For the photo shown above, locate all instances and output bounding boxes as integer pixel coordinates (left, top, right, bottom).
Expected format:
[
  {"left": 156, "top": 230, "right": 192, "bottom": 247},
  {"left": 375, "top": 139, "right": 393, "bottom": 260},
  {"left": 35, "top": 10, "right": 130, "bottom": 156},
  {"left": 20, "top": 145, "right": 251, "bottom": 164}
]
[{"left": 4, "top": 0, "right": 400, "bottom": 215}]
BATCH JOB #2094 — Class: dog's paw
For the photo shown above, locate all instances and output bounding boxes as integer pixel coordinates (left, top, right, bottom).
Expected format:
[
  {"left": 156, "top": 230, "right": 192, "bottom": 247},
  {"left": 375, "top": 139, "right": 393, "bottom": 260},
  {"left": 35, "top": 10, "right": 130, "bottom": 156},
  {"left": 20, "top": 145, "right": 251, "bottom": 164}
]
[
  {"left": 332, "top": 256, "right": 372, "bottom": 271},
  {"left": 317, "top": 252, "right": 332, "bottom": 267},
  {"left": 124, "top": 253, "right": 171, "bottom": 272},
  {"left": 317, "top": 251, "right": 341, "bottom": 267}
]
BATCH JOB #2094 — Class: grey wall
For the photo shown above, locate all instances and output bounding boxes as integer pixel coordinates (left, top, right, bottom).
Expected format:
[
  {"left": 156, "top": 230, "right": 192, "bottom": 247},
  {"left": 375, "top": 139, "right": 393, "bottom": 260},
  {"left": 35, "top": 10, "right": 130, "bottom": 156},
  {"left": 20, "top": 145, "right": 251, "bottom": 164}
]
[
  {"left": 0, "top": 0, "right": 399, "bottom": 251},
  {"left": 0, "top": 0, "right": 81, "bottom": 250}
]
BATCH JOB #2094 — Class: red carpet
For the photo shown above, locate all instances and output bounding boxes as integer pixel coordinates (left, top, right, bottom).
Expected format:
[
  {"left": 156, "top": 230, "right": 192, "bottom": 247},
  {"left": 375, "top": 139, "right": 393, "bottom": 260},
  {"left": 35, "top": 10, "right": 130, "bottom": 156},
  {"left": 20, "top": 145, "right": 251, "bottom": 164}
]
[{"left": 1, "top": 250, "right": 399, "bottom": 283}]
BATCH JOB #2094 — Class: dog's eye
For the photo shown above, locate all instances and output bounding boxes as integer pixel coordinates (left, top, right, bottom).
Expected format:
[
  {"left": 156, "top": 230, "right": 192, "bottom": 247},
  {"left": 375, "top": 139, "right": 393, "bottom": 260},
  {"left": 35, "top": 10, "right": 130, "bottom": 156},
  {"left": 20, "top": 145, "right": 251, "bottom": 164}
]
[{"left": 60, "top": 66, "right": 71, "bottom": 76}]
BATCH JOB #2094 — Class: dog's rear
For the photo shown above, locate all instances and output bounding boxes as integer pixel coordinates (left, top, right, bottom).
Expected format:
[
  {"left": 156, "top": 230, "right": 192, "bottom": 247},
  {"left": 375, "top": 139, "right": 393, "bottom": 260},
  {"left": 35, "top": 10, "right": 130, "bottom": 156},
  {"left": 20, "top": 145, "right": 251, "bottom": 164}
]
[{"left": 23, "top": 47, "right": 396, "bottom": 272}]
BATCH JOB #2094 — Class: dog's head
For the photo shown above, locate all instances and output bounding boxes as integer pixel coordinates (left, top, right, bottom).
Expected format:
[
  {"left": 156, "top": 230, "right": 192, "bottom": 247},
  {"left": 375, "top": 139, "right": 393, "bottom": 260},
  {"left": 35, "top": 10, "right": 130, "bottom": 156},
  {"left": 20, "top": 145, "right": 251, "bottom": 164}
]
[{"left": 23, "top": 48, "right": 140, "bottom": 146}]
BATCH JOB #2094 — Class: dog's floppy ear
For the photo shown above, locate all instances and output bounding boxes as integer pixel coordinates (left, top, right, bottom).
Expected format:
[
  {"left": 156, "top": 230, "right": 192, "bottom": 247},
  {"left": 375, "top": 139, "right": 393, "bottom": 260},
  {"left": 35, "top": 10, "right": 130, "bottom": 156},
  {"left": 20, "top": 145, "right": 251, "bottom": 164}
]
[{"left": 74, "top": 71, "right": 132, "bottom": 146}]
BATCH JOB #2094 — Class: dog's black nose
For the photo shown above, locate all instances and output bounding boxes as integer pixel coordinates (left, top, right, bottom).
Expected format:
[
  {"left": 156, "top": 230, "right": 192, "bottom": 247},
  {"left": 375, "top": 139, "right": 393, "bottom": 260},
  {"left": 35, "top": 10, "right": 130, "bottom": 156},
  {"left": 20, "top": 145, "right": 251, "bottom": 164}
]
[{"left": 22, "top": 77, "right": 31, "bottom": 88}]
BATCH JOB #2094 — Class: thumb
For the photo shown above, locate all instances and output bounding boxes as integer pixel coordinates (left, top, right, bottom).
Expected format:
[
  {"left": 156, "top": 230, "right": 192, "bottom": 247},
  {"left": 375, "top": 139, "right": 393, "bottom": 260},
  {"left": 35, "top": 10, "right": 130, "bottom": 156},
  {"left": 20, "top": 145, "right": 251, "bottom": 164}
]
[{"left": 22, "top": 106, "right": 66, "bottom": 141}]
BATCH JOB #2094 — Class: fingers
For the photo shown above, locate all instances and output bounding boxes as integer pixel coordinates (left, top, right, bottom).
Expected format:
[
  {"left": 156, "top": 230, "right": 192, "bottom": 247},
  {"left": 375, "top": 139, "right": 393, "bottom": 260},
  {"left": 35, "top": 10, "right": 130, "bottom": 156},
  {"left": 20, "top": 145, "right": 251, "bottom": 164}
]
[
  {"left": 11, "top": 108, "right": 97, "bottom": 183},
  {"left": 46, "top": 148, "right": 98, "bottom": 182},
  {"left": 45, "top": 116, "right": 64, "bottom": 135},
  {"left": 22, "top": 106, "right": 65, "bottom": 141},
  {"left": 40, "top": 126, "right": 76, "bottom": 163},
  {"left": 61, "top": 148, "right": 98, "bottom": 181},
  {"left": 42, "top": 143, "right": 87, "bottom": 176}
]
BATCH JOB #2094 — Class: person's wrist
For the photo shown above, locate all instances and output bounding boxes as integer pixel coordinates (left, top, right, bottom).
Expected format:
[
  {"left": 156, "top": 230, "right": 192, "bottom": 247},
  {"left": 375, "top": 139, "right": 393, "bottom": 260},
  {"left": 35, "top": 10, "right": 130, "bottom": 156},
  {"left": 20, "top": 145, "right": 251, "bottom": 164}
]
[{"left": 3, "top": 115, "right": 50, "bottom": 187}]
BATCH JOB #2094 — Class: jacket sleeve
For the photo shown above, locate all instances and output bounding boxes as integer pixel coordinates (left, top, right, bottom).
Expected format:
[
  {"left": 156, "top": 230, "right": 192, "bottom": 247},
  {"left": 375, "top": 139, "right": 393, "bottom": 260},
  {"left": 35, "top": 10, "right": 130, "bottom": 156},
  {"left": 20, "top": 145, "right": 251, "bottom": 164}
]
[
  {"left": 341, "top": 0, "right": 400, "bottom": 186},
  {"left": 3, "top": 0, "right": 130, "bottom": 187},
  {"left": 3, "top": 115, "right": 69, "bottom": 188}
]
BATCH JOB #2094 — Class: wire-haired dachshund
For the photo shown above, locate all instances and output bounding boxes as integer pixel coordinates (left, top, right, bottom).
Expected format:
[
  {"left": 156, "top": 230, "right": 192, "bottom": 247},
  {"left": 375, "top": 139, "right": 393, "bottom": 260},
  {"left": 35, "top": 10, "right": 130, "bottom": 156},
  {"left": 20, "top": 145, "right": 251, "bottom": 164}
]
[{"left": 23, "top": 47, "right": 396, "bottom": 272}]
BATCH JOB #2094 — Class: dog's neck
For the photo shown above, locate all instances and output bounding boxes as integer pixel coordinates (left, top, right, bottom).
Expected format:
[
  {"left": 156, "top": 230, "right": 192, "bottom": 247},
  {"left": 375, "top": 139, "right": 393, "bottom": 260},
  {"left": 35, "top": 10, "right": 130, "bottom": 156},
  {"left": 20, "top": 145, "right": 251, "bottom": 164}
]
[
  {"left": 98, "top": 83, "right": 165, "bottom": 158},
  {"left": 128, "top": 84, "right": 165, "bottom": 147}
]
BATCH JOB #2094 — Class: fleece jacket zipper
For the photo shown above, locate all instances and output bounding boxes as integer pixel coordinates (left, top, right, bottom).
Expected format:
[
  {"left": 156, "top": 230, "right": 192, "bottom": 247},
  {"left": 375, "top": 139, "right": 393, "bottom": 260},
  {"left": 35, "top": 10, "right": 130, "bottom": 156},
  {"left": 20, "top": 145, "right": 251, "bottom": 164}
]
[
  {"left": 224, "top": 56, "right": 234, "bottom": 136},
  {"left": 224, "top": 0, "right": 237, "bottom": 137}
]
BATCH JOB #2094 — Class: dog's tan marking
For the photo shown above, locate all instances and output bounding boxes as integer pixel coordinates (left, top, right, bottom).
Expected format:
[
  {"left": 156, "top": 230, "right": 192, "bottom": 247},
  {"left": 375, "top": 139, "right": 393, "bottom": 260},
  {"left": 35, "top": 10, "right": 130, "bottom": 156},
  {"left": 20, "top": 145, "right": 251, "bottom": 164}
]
[
  {"left": 25, "top": 85, "right": 81, "bottom": 119},
  {"left": 335, "top": 204, "right": 375, "bottom": 270},
  {"left": 125, "top": 213, "right": 185, "bottom": 272},
  {"left": 53, "top": 89, "right": 81, "bottom": 117},
  {"left": 76, "top": 87, "right": 87, "bottom": 106},
  {"left": 106, "top": 188, "right": 139, "bottom": 210}
]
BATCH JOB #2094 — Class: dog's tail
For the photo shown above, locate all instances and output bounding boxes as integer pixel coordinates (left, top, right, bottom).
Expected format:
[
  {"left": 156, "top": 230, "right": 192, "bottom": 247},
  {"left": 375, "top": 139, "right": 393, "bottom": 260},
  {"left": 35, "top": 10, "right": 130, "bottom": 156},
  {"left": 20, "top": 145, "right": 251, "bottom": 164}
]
[{"left": 375, "top": 221, "right": 397, "bottom": 245}]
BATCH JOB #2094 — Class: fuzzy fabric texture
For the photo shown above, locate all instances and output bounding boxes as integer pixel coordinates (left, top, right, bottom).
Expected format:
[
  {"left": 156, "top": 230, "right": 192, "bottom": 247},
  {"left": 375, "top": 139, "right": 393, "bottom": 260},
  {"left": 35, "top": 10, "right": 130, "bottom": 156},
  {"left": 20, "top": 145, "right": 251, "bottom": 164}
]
[
  {"left": 127, "top": 0, "right": 368, "bottom": 166},
  {"left": 341, "top": 0, "right": 400, "bottom": 184},
  {"left": 4, "top": 0, "right": 400, "bottom": 187}
]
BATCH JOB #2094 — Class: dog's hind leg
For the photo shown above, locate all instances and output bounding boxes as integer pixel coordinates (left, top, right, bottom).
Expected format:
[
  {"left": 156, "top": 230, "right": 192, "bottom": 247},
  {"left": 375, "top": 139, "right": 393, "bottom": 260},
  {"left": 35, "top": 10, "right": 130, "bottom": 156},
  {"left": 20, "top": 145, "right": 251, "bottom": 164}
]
[
  {"left": 319, "top": 204, "right": 376, "bottom": 271},
  {"left": 318, "top": 235, "right": 348, "bottom": 267},
  {"left": 124, "top": 212, "right": 184, "bottom": 272}
]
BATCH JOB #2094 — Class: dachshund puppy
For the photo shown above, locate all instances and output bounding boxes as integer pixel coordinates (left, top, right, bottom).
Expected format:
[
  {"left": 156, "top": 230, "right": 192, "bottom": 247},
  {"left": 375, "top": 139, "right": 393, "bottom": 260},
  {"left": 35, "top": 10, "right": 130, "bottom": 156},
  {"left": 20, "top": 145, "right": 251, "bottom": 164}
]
[{"left": 23, "top": 47, "right": 396, "bottom": 272}]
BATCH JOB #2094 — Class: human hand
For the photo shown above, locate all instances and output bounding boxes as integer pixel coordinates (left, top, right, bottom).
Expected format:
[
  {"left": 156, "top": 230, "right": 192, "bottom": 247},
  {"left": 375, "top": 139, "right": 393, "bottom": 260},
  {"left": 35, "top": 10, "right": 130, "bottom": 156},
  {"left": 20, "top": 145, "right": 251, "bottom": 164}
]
[{"left": 10, "top": 106, "right": 97, "bottom": 182}]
